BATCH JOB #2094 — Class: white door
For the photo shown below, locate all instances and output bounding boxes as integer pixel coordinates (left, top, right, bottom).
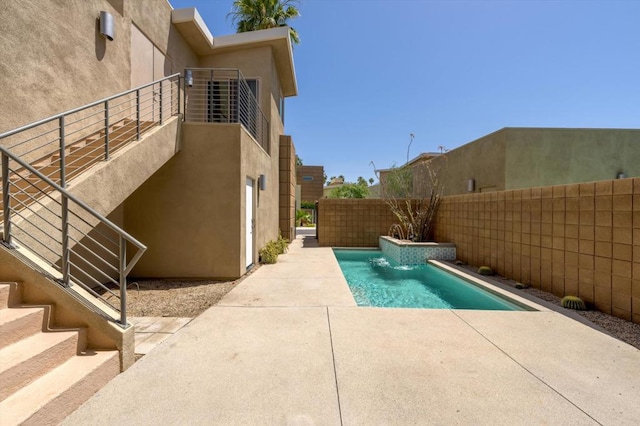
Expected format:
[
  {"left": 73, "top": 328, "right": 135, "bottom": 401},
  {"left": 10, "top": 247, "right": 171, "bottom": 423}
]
[{"left": 245, "top": 178, "right": 254, "bottom": 268}]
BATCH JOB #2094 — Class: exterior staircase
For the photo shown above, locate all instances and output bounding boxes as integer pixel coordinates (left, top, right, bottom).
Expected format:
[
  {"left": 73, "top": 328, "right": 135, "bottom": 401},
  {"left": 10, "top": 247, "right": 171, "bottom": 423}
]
[
  {"left": 0, "top": 282, "right": 119, "bottom": 425},
  {"left": 0, "top": 75, "right": 181, "bottom": 423},
  {"left": 3, "top": 118, "right": 155, "bottom": 222}
]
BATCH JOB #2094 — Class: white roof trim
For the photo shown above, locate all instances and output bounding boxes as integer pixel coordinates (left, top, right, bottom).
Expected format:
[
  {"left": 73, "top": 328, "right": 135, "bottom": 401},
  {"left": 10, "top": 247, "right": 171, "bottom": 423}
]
[
  {"left": 212, "top": 26, "right": 290, "bottom": 48},
  {"left": 171, "top": 7, "right": 214, "bottom": 48}
]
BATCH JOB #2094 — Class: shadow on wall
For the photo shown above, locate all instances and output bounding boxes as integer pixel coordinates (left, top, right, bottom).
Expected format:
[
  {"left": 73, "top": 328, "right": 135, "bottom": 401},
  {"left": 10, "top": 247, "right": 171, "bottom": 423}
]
[
  {"left": 95, "top": 18, "right": 107, "bottom": 61},
  {"left": 106, "top": 0, "right": 125, "bottom": 15}
]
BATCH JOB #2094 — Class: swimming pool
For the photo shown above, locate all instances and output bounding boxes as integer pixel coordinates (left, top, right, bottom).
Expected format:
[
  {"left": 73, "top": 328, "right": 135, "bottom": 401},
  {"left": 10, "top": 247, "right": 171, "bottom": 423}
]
[{"left": 333, "top": 249, "right": 528, "bottom": 311}]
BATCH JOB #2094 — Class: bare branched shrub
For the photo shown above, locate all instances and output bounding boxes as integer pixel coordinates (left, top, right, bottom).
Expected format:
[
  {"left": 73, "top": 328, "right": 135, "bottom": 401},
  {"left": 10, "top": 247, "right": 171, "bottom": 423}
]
[{"left": 372, "top": 135, "right": 447, "bottom": 242}]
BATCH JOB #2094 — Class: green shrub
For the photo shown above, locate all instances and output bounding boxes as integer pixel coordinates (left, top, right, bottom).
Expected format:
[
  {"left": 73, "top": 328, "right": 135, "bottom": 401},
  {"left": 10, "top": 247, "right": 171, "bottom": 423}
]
[
  {"left": 296, "top": 210, "right": 312, "bottom": 226},
  {"left": 259, "top": 242, "right": 279, "bottom": 264},
  {"left": 477, "top": 266, "right": 493, "bottom": 276},
  {"left": 300, "top": 200, "right": 316, "bottom": 210},
  {"left": 561, "top": 295, "right": 586, "bottom": 311},
  {"left": 276, "top": 233, "right": 289, "bottom": 254},
  {"left": 259, "top": 234, "right": 289, "bottom": 264}
]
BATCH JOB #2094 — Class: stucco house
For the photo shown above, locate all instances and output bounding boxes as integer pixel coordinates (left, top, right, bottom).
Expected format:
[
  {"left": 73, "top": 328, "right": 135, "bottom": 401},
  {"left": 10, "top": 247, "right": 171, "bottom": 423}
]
[
  {"left": 0, "top": 0, "right": 297, "bottom": 421},
  {"left": 378, "top": 128, "right": 640, "bottom": 197}
]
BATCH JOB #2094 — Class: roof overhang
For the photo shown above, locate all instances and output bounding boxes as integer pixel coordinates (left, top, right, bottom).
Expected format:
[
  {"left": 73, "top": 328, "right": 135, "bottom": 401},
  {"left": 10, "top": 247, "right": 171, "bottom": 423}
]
[
  {"left": 171, "top": 8, "right": 298, "bottom": 97},
  {"left": 171, "top": 8, "right": 214, "bottom": 55}
]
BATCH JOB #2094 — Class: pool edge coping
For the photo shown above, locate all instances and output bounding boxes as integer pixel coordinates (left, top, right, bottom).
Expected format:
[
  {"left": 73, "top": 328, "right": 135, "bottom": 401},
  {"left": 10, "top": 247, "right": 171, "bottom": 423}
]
[{"left": 429, "top": 260, "right": 549, "bottom": 312}]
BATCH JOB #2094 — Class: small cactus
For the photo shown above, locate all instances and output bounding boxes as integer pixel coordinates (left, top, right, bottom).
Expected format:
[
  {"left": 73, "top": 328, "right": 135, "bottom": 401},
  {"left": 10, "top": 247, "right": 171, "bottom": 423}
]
[
  {"left": 561, "top": 295, "right": 586, "bottom": 311},
  {"left": 477, "top": 266, "right": 493, "bottom": 276}
]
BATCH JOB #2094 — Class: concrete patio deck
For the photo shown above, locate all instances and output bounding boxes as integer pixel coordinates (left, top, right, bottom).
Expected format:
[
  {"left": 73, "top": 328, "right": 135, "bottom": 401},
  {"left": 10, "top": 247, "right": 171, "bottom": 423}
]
[{"left": 64, "top": 228, "right": 640, "bottom": 425}]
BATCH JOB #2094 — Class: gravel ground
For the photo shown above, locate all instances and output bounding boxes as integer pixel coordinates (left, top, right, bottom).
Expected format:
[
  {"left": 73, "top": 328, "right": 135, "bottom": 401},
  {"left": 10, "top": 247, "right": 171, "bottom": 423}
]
[
  {"left": 125, "top": 265, "right": 260, "bottom": 317},
  {"left": 453, "top": 262, "right": 640, "bottom": 350}
]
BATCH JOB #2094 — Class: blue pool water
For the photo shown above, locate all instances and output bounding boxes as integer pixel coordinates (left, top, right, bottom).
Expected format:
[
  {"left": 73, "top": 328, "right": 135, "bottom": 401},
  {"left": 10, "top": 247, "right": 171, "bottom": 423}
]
[{"left": 333, "top": 249, "right": 525, "bottom": 310}]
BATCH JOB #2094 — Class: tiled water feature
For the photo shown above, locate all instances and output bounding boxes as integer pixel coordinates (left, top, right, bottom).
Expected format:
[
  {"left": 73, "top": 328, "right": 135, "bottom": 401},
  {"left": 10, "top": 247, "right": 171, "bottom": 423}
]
[{"left": 379, "top": 236, "right": 456, "bottom": 265}]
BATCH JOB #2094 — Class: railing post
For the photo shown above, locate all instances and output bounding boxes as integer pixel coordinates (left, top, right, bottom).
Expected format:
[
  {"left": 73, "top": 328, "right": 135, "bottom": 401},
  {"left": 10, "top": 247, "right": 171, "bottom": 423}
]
[
  {"left": 2, "top": 152, "right": 12, "bottom": 247},
  {"left": 236, "top": 70, "right": 241, "bottom": 125},
  {"left": 119, "top": 235, "right": 127, "bottom": 327},
  {"left": 104, "top": 100, "right": 110, "bottom": 160},
  {"left": 177, "top": 75, "right": 181, "bottom": 116},
  {"left": 59, "top": 116, "right": 66, "bottom": 188},
  {"left": 159, "top": 82, "right": 164, "bottom": 126},
  {"left": 136, "top": 89, "right": 141, "bottom": 140},
  {"left": 61, "top": 196, "right": 70, "bottom": 286}
]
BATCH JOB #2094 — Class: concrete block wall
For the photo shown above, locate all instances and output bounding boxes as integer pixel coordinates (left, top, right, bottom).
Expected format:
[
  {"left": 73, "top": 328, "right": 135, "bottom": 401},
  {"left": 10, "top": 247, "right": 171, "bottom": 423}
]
[
  {"left": 317, "top": 199, "right": 398, "bottom": 247},
  {"left": 279, "top": 135, "right": 296, "bottom": 241},
  {"left": 434, "top": 178, "right": 640, "bottom": 324},
  {"left": 296, "top": 165, "right": 325, "bottom": 202},
  {"left": 317, "top": 178, "right": 639, "bottom": 323}
]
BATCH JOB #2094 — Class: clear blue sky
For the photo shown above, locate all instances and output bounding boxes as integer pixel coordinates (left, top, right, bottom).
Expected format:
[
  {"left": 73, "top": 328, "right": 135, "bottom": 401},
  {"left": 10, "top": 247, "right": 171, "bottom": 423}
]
[{"left": 170, "top": 0, "right": 640, "bottom": 184}]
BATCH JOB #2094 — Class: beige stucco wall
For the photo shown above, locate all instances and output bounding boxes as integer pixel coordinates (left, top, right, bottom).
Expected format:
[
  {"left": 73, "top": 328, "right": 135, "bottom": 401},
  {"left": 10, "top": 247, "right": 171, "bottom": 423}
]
[
  {"left": 0, "top": 0, "right": 198, "bottom": 138},
  {"left": 504, "top": 128, "right": 640, "bottom": 189},
  {"left": 124, "top": 121, "right": 277, "bottom": 279},
  {"left": 241, "top": 129, "right": 279, "bottom": 265},
  {"left": 200, "top": 45, "right": 288, "bottom": 261},
  {"left": 440, "top": 130, "right": 508, "bottom": 195},
  {"left": 390, "top": 128, "right": 639, "bottom": 197},
  {"left": 125, "top": 123, "right": 242, "bottom": 279}
]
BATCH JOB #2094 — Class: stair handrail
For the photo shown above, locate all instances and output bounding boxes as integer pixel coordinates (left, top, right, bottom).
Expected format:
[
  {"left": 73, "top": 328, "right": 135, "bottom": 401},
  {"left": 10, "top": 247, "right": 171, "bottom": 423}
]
[
  {"left": 2, "top": 145, "right": 145, "bottom": 327},
  {"left": 0, "top": 75, "right": 182, "bottom": 328},
  {"left": 0, "top": 73, "right": 180, "bottom": 141}
]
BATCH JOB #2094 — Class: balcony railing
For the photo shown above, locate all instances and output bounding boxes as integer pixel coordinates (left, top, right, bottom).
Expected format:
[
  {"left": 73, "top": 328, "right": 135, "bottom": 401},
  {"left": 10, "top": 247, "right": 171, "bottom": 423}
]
[{"left": 183, "top": 68, "right": 270, "bottom": 153}]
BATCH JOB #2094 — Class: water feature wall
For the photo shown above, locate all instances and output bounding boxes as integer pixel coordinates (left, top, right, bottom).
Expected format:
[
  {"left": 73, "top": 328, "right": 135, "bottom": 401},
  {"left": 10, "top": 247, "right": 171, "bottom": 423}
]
[{"left": 379, "top": 236, "right": 456, "bottom": 265}]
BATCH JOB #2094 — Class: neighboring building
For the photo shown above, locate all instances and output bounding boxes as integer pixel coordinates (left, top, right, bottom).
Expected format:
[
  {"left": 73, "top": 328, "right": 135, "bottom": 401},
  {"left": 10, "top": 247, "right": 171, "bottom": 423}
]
[
  {"left": 296, "top": 165, "right": 324, "bottom": 202},
  {"left": 379, "top": 128, "right": 640, "bottom": 197},
  {"left": 323, "top": 176, "right": 344, "bottom": 198}
]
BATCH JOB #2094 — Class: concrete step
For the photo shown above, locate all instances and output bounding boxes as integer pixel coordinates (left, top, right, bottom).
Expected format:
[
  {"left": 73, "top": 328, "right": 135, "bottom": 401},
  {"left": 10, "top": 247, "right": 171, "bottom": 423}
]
[
  {"left": 0, "top": 284, "right": 10, "bottom": 309},
  {"left": 0, "top": 350, "right": 119, "bottom": 426},
  {"left": 0, "top": 283, "right": 21, "bottom": 310},
  {"left": 0, "top": 306, "right": 46, "bottom": 349},
  {"left": 0, "top": 329, "right": 84, "bottom": 401}
]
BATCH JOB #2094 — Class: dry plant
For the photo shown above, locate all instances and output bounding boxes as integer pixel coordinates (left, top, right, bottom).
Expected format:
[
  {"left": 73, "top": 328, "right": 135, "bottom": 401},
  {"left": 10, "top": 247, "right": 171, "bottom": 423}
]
[{"left": 372, "top": 134, "right": 448, "bottom": 242}]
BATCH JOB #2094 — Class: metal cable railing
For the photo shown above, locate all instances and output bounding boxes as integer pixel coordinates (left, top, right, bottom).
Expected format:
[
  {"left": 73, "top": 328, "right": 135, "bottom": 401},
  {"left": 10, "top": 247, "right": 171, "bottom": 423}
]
[
  {"left": 183, "top": 68, "right": 269, "bottom": 153},
  {"left": 0, "top": 74, "right": 180, "bottom": 327}
]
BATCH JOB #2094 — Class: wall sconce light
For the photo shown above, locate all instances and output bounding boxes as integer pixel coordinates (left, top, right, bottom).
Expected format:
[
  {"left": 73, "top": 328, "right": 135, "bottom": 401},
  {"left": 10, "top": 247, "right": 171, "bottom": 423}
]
[
  {"left": 259, "top": 174, "right": 267, "bottom": 191},
  {"left": 185, "top": 69, "right": 193, "bottom": 88},
  {"left": 616, "top": 171, "right": 626, "bottom": 179},
  {"left": 467, "top": 178, "right": 475, "bottom": 193},
  {"left": 99, "top": 11, "right": 115, "bottom": 41}
]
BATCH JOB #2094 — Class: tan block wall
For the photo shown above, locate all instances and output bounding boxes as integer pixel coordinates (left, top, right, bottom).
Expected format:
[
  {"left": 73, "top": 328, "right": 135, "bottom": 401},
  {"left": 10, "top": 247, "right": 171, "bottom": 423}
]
[
  {"left": 317, "top": 178, "right": 639, "bottom": 323},
  {"left": 297, "top": 166, "right": 325, "bottom": 201},
  {"left": 279, "top": 135, "right": 296, "bottom": 241},
  {"left": 434, "top": 178, "right": 640, "bottom": 324},
  {"left": 317, "top": 199, "right": 398, "bottom": 247}
]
